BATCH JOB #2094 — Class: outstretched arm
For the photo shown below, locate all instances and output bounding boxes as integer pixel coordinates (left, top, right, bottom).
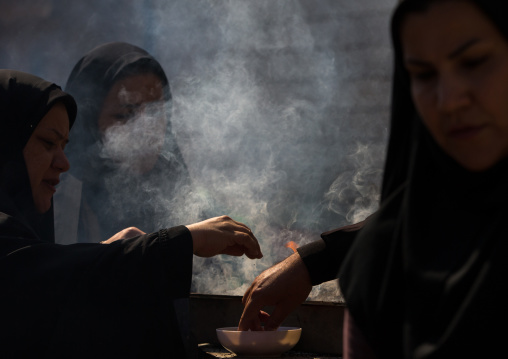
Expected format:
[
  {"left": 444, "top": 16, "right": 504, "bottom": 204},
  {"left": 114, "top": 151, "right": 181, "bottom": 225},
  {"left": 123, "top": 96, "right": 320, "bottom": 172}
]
[
  {"left": 102, "top": 215, "right": 263, "bottom": 259},
  {"left": 238, "top": 215, "right": 372, "bottom": 331}
]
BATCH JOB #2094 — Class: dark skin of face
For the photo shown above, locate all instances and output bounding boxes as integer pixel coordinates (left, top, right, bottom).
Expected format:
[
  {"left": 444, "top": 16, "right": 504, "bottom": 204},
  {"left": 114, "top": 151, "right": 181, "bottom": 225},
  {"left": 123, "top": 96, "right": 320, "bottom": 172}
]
[
  {"left": 401, "top": 0, "right": 508, "bottom": 171},
  {"left": 23, "top": 102, "right": 70, "bottom": 213}
]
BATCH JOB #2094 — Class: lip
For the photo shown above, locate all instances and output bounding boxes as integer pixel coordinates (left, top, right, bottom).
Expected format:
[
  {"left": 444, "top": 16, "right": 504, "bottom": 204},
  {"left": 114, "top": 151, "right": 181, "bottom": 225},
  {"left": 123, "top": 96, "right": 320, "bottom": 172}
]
[
  {"left": 447, "top": 124, "right": 486, "bottom": 139},
  {"left": 43, "top": 178, "right": 60, "bottom": 193}
]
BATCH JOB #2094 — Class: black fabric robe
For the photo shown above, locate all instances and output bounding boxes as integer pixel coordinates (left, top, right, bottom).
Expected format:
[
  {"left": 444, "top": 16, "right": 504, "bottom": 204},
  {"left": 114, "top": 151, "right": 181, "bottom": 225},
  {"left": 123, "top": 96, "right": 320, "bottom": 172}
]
[
  {"left": 297, "top": 218, "right": 369, "bottom": 286},
  {"left": 337, "top": 1, "right": 508, "bottom": 358},
  {"left": 0, "top": 70, "right": 194, "bottom": 358},
  {"left": 58, "top": 42, "right": 190, "bottom": 242}
]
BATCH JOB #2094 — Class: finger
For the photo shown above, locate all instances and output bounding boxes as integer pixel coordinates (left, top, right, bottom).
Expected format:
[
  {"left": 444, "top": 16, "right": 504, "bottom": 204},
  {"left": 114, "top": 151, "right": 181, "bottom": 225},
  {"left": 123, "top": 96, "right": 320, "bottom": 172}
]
[
  {"left": 227, "top": 232, "right": 262, "bottom": 259},
  {"left": 264, "top": 304, "right": 293, "bottom": 331},
  {"left": 238, "top": 309, "right": 263, "bottom": 331},
  {"left": 218, "top": 217, "right": 257, "bottom": 241},
  {"left": 221, "top": 242, "right": 260, "bottom": 258},
  {"left": 235, "top": 231, "right": 263, "bottom": 258},
  {"left": 238, "top": 295, "right": 265, "bottom": 331},
  {"left": 220, "top": 216, "right": 255, "bottom": 236},
  {"left": 231, "top": 220, "right": 252, "bottom": 233},
  {"left": 238, "top": 316, "right": 263, "bottom": 331},
  {"left": 242, "top": 286, "right": 253, "bottom": 306},
  {"left": 258, "top": 310, "right": 271, "bottom": 323},
  {"left": 221, "top": 244, "right": 247, "bottom": 257},
  {"left": 225, "top": 216, "right": 252, "bottom": 231}
]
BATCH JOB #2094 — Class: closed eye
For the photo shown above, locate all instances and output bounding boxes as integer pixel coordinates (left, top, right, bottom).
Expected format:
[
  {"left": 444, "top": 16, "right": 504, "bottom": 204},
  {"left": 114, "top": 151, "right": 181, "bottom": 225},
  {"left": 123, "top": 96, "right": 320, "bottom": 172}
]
[
  {"left": 113, "top": 111, "right": 135, "bottom": 123},
  {"left": 461, "top": 55, "right": 488, "bottom": 69},
  {"left": 406, "top": 65, "right": 437, "bottom": 82},
  {"left": 404, "top": 57, "right": 437, "bottom": 83},
  {"left": 411, "top": 70, "right": 436, "bottom": 81},
  {"left": 42, "top": 138, "right": 55, "bottom": 147}
]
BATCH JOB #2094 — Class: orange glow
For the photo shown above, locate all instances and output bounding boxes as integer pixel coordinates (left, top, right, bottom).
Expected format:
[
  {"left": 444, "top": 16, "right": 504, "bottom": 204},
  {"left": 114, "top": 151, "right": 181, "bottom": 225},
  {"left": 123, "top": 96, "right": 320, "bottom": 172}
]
[{"left": 285, "top": 241, "right": 298, "bottom": 254}]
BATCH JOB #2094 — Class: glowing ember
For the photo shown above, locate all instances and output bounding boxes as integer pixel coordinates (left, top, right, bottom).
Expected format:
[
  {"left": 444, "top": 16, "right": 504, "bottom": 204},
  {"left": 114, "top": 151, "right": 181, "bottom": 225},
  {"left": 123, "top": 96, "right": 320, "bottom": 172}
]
[{"left": 285, "top": 241, "right": 298, "bottom": 254}]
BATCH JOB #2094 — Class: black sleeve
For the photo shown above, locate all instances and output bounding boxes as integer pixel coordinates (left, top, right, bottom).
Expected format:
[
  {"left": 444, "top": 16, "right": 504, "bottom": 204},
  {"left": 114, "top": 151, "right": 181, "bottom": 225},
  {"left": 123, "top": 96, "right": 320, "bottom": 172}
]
[
  {"left": 0, "top": 225, "right": 194, "bottom": 359},
  {"left": 297, "top": 217, "right": 371, "bottom": 285}
]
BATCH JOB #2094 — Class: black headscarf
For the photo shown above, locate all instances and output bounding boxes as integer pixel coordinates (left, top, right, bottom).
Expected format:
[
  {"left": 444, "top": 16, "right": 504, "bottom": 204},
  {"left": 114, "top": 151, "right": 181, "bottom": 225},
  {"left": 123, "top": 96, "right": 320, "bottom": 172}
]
[
  {"left": 63, "top": 42, "right": 190, "bottom": 240},
  {"left": 0, "top": 69, "right": 193, "bottom": 359},
  {"left": 0, "top": 69, "right": 77, "bottom": 243},
  {"left": 339, "top": 1, "right": 508, "bottom": 358}
]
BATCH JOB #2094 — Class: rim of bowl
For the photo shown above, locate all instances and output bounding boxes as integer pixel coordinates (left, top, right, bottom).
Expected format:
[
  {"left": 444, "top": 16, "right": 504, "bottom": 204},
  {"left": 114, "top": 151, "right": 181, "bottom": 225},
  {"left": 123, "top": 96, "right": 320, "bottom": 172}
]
[{"left": 216, "top": 326, "right": 301, "bottom": 332}]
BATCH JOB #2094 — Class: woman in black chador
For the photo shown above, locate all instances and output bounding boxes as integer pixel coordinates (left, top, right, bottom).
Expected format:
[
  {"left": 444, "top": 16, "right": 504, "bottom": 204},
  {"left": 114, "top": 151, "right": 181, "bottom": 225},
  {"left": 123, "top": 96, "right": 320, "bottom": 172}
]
[
  {"left": 0, "top": 69, "right": 262, "bottom": 358},
  {"left": 240, "top": 0, "right": 508, "bottom": 358},
  {"left": 338, "top": 0, "right": 508, "bottom": 357},
  {"left": 55, "top": 42, "right": 190, "bottom": 243}
]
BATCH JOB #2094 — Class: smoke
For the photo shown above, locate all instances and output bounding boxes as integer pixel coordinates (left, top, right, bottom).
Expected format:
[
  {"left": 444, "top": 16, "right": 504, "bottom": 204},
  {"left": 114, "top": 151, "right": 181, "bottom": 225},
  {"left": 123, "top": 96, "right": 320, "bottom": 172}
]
[
  {"left": 166, "top": 1, "right": 392, "bottom": 301},
  {"left": 325, "top": 142, "right": 385, "bottom": 224},
  {"left": 100, "top": 102, "right": 167, "bottom": 173},
  {"left": 0, "top": 0, "right": 396, "bottom": 302}
]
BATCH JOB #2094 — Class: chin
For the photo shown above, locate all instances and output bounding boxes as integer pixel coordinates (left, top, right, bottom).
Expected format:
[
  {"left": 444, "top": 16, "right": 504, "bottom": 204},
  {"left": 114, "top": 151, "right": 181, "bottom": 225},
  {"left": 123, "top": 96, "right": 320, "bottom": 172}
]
[
  {"left": 456, "top": 158, "right": 499, "bottom": 172},
  {"left": 34, "top": 199, "right": 52, "bottom": 214},
  {"left": 449, "top": 147, "right": 506, "bottom": 172}
]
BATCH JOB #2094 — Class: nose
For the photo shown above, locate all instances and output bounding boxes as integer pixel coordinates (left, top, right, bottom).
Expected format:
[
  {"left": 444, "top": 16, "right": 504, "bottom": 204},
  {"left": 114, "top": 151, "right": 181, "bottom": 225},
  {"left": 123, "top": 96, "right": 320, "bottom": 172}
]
[
  {"left": 52, "top": 147, "right": 71, "bottom": 173},
  {"left": 436, "top": 73, "right": 471, "bottom": 114}
]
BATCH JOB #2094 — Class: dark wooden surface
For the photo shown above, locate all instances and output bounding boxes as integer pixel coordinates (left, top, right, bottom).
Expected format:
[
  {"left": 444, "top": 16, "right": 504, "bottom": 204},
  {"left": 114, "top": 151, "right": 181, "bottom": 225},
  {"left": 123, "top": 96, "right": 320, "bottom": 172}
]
[{"left": 198, "top": 343, "right": 341, "bottom": 359}]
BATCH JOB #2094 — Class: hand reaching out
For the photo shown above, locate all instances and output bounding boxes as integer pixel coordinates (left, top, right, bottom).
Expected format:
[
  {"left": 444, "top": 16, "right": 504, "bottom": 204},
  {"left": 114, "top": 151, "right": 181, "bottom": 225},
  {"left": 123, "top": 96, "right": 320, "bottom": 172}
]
[
  {"left": 186, "top": 215, "right": 263, "bottom": 259},
  {"left": 238, "top": 252, "right": 312, "bottom": 331}
]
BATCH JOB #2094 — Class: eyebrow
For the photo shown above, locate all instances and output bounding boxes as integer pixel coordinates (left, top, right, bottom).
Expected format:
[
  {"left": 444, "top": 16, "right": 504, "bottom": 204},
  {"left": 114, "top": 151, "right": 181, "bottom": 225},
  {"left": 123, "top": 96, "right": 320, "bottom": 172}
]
[
  {"left": 449, "top": 38, "right": 481, "bottom": 59},
  {"left": 405, "top": 38, "right": 482, "bottom": 67},
  {"left": 42, "top": 128, "right": 69, "bottom": 144}
]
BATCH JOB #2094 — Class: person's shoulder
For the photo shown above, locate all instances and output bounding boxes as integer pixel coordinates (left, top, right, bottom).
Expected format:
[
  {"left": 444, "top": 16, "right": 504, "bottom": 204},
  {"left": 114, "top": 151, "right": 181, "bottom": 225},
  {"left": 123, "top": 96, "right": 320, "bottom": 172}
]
[
  {"left": 0, "top": 211, "right": 41, "bottom": 256},
  {"left": 0, "top": 189, "right": 39, "bottom": 242}
]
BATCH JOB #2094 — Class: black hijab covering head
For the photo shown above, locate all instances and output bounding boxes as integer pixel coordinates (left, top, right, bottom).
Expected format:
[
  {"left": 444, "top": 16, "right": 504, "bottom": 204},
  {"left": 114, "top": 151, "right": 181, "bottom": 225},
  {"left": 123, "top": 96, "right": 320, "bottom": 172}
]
[
  {"left": 0, "top": 69, "right": 77, "bottom": 243},
  {"left": 64, "top": 42, "right": 189, "bottom": 238},
  {"left": 339, "top": 0, "right": 508, "bottom": 357},
  {"left": 64, "top": 41, "right": 173, "bottom": 180}
]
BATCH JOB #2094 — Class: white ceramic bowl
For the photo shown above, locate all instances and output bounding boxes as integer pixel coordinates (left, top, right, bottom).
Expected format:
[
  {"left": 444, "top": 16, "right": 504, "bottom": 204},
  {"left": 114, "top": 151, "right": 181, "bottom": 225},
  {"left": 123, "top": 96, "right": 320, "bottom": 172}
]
[{"left": 216, "top": 326, "right": 302, "bottom": 357}]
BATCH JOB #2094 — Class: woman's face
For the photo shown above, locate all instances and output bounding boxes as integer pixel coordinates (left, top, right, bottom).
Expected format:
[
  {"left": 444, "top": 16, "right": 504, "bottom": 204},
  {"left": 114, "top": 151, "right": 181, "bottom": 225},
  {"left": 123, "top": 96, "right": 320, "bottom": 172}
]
[
  {"left": 23, "top": 102, "right": 70, "bottom": 213},
  {"left": 97, "top": 72, "right": 166, "bottom": 174},
  {"left": 401, "top": 1, "right": 508, "bottom": 171}
]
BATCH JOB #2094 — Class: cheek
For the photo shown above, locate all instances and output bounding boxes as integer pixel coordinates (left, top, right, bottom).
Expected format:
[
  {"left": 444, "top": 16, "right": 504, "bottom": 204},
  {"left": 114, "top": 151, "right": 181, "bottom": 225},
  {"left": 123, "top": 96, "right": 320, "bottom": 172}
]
[
  {"left": 155, "top": 117, "right": 167, "bottom": 140},
  {"left": 22, "top": 149, "right": 41, "bottom": 193},
  {"left": 480, "top": 76, "right": 508, "bottom": 123},
  {"left": 27, "top": 157, "right": 45, "bottom": 182},
  {"left": 411, "top": 83, "right": 430, "bottom": 117},
  {"left": 138, "top": 115, "right": 167, "bottom": 146},
  {"left": 473, "top": 55, "right": 508, "bottom": 118},
  {"left": 411, "top": 86, "right": 442, "bottom": 139},
  {"left": 98, "top": 114, "right": 118, "bottom": 134}
]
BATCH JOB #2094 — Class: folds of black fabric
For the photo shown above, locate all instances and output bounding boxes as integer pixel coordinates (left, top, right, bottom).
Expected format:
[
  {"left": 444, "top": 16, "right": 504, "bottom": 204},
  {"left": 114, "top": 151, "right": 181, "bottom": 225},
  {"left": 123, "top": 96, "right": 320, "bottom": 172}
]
[{"left": 0, "top": 219, "right": 194, "bottom": 359}]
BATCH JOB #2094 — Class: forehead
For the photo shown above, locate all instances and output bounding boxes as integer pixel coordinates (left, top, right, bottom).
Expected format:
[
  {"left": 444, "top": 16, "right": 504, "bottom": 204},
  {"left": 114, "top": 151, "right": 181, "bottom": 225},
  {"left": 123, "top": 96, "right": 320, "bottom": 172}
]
[
  {"left": 35, "top": 102, "right": 70, "bottom": 136},
  {"left": 400, "top": 1, "right": 500, "bottom": 60},
  {"left": 106, "top": 72, "right": 164, "bottom": 105}
]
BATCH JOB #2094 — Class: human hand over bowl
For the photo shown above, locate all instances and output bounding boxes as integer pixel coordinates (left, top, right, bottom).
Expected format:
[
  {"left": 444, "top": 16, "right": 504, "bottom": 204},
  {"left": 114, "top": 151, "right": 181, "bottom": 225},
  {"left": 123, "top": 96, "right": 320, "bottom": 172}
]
[{"left": 216, "top": 326, "right": 302, "bottom": 357}]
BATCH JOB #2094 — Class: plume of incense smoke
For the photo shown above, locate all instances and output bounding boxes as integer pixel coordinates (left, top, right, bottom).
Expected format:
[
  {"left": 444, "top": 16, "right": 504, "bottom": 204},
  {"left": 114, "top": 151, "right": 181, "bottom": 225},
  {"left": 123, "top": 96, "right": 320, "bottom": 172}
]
[
  {"left": 0, "top": 0, "right": 396, "bottom": 301},
  {"left": 165, "top": 1, "right": 391, "bottom": 301}
]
